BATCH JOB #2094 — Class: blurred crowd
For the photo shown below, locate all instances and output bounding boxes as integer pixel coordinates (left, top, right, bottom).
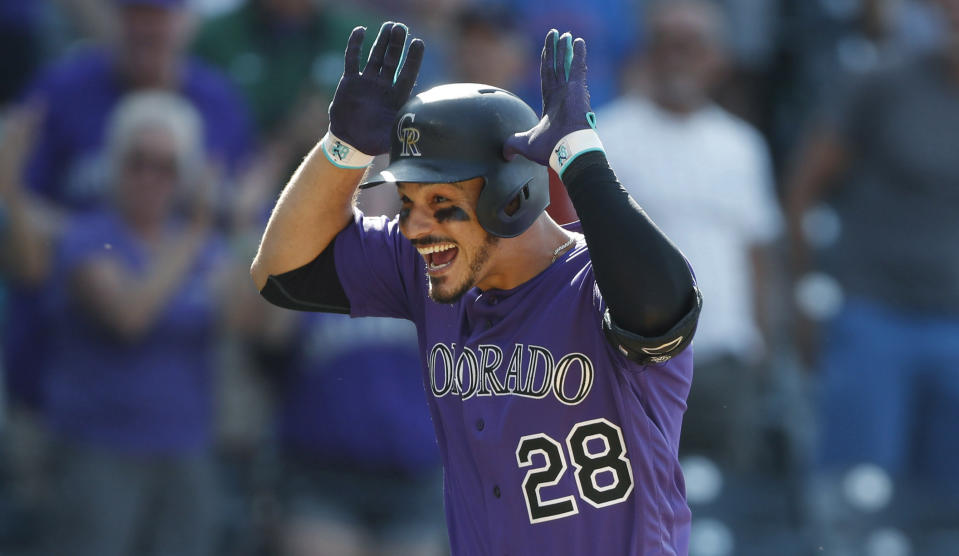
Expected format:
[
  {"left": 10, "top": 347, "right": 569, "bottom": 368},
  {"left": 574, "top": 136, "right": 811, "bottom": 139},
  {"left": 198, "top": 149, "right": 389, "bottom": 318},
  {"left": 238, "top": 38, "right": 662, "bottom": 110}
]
[{"left": 0, "top": 0, "right": 957, "bottom": 555}]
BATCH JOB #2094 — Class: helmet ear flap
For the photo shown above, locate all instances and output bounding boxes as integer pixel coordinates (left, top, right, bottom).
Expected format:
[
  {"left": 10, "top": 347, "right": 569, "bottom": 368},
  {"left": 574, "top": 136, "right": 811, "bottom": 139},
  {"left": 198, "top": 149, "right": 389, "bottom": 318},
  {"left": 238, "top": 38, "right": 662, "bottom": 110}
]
[
  {"left": 476, "top": 164, "right": 549, "bottom": 238},
  {"left": 504, "top": 186, "right": 529, "bottom": 217}
]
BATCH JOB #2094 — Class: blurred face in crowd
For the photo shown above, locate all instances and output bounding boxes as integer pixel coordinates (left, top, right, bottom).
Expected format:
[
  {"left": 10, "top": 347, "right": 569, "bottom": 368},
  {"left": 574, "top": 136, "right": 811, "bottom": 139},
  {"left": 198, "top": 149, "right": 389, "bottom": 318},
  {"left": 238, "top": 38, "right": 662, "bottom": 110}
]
[
  {"left": 647, "top": 1, "right": 725, "bottom": 113},
  {"left": 397, "top": 178, "right": 501, "bottom": 304},
  {"left": 455, "top": 25, "right": 528, "bottom": 90},
  {"left": 116, "top": 125, "right": 181, "bottom": 229},
  {"left": 417, "top": 0, "right": 469, "bottom": 21},
  {"left": 261, "top": 0, "right": 314, "bottom": 20},
  {"left": 118, "top": 5, "right": 189, "bottom": 89}
]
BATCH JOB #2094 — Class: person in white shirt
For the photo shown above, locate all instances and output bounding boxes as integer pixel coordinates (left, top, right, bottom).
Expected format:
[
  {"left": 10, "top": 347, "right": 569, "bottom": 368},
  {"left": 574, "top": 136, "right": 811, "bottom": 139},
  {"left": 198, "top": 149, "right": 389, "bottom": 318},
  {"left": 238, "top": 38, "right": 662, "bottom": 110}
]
[{"left": 599, "top": 0, "right": 783, "bottom": 470}]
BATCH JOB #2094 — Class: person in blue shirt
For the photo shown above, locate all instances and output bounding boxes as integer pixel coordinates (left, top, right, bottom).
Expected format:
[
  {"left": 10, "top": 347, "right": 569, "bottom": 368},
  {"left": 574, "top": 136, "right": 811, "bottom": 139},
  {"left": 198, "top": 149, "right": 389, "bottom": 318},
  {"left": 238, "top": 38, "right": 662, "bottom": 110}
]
[
  {"left": 269, "top": 311, "right": 446, "bottom": 556},
  {"left": 39, "top": 90, "right": 238, "bottom": 556},
  {"left": 2, "top": 0, "right": 254, "bottom": 427},
  {"left": 23, "top": 0, "right": 253, "bottom": 212}
]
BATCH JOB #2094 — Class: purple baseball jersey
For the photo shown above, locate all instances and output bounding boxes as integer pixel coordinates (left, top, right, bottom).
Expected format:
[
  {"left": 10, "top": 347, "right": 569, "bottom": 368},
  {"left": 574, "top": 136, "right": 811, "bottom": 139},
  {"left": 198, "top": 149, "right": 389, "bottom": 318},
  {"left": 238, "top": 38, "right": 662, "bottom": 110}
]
[{"left": 334, "top": 210, "right": 693, "bottom": 555}]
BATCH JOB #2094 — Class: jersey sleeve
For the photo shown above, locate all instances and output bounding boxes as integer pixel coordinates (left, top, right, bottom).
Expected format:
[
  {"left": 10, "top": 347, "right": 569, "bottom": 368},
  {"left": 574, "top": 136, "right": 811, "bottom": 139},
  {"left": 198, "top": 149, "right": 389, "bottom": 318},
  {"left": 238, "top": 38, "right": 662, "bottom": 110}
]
[{"left": 333, "top": 208, "right": 424, "bottom": 321}]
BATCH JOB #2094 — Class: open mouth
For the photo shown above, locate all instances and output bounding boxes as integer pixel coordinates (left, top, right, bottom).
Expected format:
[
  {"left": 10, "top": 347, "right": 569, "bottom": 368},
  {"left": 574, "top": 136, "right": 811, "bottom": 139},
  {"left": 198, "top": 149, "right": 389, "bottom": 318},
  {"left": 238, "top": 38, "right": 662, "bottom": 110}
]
[{"left": 416, "top": 242, "right": 459, "bottom": 275}]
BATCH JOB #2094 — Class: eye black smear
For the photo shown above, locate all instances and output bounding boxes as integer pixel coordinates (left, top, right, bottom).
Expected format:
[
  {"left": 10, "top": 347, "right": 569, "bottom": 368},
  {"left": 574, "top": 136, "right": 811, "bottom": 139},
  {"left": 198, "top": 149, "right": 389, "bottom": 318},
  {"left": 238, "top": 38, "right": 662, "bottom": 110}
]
[
  {"left": 434, "top": 206, "right": 470, "bottom": 223},
  {"left": 399, "top": 208, "right": 411, "bottom": 223}
]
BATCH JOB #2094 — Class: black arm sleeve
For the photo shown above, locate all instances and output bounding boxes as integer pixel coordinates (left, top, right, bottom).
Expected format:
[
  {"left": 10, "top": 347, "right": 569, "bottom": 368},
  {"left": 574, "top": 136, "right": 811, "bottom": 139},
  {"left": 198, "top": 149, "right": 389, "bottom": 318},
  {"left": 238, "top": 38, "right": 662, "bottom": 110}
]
[
  {"left": 259, "top": 246, "right": 351, "bottom": 314},
  {"left": 562, "top": 151, "right": 701, "bottom": 362}
]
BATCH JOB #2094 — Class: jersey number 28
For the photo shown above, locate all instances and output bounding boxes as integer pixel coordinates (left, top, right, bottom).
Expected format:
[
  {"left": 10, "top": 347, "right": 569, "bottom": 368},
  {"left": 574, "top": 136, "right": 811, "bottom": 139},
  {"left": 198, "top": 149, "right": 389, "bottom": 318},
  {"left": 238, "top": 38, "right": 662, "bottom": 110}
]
[{"left": 515, "top": 418, "right": 634, "bottom": 524}]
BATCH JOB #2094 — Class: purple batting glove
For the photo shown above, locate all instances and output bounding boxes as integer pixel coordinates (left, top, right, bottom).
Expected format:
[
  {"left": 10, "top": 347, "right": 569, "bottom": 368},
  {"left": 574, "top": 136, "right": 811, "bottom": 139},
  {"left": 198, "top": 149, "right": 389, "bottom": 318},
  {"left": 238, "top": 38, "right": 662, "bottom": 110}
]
[
  {"left": 503, "top": 30, "right": 594, "bottom": 166},
  {"left": 328, "top": 22, "right": 425, "bottom": 156}
]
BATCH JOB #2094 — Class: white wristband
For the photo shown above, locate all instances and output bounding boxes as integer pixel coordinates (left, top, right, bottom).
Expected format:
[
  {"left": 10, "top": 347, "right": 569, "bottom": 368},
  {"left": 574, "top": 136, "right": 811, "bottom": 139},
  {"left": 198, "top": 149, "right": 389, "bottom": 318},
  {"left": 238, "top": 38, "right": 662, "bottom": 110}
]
[
  {"left": 320, "top": 131, "right": 375, "bottom": 169},
  {"left": 549, "top": 129, "right": 605, "bottom": 177}
]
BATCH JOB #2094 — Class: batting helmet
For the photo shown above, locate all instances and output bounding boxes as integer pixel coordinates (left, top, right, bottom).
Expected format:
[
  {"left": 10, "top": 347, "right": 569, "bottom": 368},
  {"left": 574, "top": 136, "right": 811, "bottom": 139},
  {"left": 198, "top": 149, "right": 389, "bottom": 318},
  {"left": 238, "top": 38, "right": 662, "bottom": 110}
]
[{"left": 360, "top": 83, "right": 549, "bottom": 238}]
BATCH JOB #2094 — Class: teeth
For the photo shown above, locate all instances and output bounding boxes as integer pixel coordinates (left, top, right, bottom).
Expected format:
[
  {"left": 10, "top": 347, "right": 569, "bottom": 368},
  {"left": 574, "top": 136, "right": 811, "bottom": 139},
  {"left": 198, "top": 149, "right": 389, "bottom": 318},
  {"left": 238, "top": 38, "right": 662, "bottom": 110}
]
[
  {"left": 416, "top": 243, "right": 457, "bottom": 255},
  {"left": 429, "top": 260, "right": 454, "bottom": 271}
]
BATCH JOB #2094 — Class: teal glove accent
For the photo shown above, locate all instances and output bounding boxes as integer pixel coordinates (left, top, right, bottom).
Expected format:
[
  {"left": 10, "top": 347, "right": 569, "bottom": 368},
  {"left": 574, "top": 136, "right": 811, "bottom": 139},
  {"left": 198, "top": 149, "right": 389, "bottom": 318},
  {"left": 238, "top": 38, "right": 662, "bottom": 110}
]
[
  {"left": 563, "top": 34, "right": 574, "bottom": 81},
  {"left": 551, "top": 30, "right": 558, "bottom": 73},
  {"left": 392, "top": 22, "right": 410, "bottom": 86},
  {"left": 549, "top": 31, "right": 574, "bottom": 81},
  {"left": 586, "top": 112, "right": 597, "bottom": 129}
]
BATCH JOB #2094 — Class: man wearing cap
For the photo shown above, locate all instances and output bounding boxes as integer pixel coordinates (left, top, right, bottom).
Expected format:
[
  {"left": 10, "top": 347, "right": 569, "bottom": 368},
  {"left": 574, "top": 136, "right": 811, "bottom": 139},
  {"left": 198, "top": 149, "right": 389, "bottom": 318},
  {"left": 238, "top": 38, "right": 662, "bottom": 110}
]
[{"left": 253, "top": 22, "right": 701, "bottom": 555}]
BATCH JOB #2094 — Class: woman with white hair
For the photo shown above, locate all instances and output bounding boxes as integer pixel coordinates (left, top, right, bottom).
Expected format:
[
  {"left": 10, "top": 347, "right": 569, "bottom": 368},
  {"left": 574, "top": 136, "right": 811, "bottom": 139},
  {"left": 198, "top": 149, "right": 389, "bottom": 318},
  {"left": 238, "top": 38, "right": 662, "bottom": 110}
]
[{"left": 39, "top": 91, "right": 228, "bottom": 556}]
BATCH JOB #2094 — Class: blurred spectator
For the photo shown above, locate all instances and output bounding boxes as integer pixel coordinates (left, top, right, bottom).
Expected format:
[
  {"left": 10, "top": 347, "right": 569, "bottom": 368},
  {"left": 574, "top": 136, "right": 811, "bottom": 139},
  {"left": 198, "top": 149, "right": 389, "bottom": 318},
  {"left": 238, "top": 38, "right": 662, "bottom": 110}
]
[
  {"left": 32, "top": 91, "right": 238, "bottom": 556},
  {"left": 0, "top": 108, "right": 49, "bottom": 287},
  {"left": 191, "top": 0, "right": 380, "bottom": 229},
  {"left": 450, "top": 5, "right": 532, "bottom": 92},
  {"left": 2, "top": 0, "right": 253, "bottom": 416},
  {"left": 786, "top": 1, "right": 959, "bottom": 552},
  {"left": 23, "top": 0, "right": 252, "bottom": 214},
  {"left": 371, "top": 0, "right": 468, "bottom": 90},
  {"left": 600, "top": 0, "right": 783, "bottom": 472},
  {"left": 786, "top": 0, "right": 959, "bottom": 489},
  {"left": 492, "top": 0, "right": 639, "bottom": 109},
  {"left": 192, "top": 0, "right": 379, "bottom": 142},
  {"left": 363, "top": 0, "right": 636, "bottom": 106},
  {"left": 0, "top": 105, "right": 52, "bottom": 554},
  {"left": 264, "top": 313, "right": 446, "bottom": 556},
  {"left": 769, "top": 0, "right": 946, "bottom": 168}
]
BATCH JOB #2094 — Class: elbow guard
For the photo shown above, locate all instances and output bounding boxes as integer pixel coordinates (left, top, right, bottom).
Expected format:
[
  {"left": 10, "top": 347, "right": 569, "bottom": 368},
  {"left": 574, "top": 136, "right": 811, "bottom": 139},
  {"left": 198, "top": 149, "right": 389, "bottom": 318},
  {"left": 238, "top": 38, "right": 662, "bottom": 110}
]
[{"left": 603, "top": 287, "right": 702, "bottom": 365}]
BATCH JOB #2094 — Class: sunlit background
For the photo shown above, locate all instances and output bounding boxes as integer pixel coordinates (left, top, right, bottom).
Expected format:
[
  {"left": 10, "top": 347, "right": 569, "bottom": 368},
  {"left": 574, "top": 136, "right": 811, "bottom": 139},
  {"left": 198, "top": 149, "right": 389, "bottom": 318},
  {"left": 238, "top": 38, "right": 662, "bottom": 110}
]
[{"left": 1, "top": 0, "right": 958, "bottom": 555}]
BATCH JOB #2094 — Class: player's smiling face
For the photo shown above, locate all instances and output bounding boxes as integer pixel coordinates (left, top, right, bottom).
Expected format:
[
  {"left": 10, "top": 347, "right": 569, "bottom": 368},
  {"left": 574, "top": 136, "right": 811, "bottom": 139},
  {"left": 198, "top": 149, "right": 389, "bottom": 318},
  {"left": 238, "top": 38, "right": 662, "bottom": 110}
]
[{"left": 397, "top": 177, "right": 499, "bottom": 304}]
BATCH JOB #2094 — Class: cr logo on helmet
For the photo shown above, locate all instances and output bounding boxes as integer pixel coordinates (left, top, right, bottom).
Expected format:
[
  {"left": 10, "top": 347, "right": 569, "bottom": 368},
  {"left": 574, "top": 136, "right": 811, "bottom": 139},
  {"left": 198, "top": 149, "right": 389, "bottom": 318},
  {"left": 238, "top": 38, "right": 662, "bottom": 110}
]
[{"left": 397, "top": 113, "right": 421, "bottom": 157}]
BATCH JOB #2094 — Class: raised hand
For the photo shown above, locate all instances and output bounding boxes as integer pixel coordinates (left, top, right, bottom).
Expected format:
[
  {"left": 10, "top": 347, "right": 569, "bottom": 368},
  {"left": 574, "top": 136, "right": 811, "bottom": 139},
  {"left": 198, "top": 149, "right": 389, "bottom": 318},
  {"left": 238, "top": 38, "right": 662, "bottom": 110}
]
[
  {"left": 328, "top": 22, "right": 425, "bottom": 157},
  {"left": 503, "top": 30, "right": 596, "bottom": 172}
]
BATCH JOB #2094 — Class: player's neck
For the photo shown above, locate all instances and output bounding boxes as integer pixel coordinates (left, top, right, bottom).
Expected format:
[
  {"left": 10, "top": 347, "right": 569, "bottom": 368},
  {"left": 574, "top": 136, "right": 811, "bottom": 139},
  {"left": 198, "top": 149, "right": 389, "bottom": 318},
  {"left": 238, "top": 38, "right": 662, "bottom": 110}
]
[{"left": 474, "top": 216, "right": 571, "bottom": 292}]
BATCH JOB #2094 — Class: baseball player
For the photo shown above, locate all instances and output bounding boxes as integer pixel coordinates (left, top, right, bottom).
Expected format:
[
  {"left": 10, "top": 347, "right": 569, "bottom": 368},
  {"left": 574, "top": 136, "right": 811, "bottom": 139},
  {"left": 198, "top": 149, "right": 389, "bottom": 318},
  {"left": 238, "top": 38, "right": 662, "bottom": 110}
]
[{"left": 252, "top": 21, "right": 702, "bottom": 556}]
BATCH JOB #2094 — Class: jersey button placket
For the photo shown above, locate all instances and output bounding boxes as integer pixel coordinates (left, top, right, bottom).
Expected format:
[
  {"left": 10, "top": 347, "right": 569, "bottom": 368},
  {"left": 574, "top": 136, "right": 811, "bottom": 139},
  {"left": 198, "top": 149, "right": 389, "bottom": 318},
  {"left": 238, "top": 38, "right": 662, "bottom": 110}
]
[
  {"left": 475, "top": 418, "right": 485, "bottom": 431},
  {"left": 493, "top": 485, "right": 501, "bottom": 498}
]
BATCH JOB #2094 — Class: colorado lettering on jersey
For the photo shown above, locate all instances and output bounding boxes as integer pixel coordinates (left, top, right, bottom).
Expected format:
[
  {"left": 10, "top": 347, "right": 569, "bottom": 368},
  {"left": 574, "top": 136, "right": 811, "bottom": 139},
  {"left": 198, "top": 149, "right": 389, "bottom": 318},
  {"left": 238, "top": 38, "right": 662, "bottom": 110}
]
[{"left": 428, "top": 343, "right": 594, "bottom": 405}]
